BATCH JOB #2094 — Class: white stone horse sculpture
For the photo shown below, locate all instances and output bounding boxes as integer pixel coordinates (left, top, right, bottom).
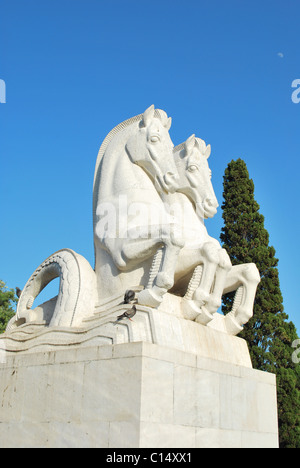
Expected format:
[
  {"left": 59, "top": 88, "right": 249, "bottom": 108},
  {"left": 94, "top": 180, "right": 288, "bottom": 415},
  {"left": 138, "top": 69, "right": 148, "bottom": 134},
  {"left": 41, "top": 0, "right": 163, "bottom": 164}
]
[
  {"left": 93, "top": 105, "right": 185, "bottom": 305},
  {"left": 145, "top": 134, "right": 261, "bottom": 334},
  {"left": 7, "top": 105, "right": 260, "bottom": 337}
]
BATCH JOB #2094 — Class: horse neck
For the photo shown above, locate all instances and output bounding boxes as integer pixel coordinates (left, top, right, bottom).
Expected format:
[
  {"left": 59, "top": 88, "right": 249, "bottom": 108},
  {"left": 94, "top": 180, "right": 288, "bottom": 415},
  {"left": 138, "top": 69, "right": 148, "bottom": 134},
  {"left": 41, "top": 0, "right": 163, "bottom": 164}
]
[{"left": 163, "top": 192, "right": 209, "bottom": 238}]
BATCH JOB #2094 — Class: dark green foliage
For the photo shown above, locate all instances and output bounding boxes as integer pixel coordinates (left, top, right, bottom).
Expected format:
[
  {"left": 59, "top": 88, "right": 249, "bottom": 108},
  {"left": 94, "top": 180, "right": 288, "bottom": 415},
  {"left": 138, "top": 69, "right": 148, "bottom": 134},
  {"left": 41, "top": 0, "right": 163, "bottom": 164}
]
[
  {"left": 0, "top": 280, "right": 16, "bottom": 333},
  {"left": 220, "top": 159, "right": 300, "bottom": 448}
]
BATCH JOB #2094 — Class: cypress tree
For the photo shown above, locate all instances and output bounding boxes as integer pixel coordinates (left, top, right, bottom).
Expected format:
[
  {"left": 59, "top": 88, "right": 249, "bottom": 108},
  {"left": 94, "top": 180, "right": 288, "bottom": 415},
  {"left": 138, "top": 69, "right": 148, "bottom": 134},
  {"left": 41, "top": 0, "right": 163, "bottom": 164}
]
[{"left": 220, "top": 158, "right": 300, "bottom": 448}]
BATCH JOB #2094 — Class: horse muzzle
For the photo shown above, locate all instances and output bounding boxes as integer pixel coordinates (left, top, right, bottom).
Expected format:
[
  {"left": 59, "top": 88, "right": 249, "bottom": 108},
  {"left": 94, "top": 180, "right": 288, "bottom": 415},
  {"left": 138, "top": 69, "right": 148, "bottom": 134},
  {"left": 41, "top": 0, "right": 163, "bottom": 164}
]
[
  {"left": 203, "top": 198, "right": 219, "bottom": 218},
  {"left": 163, "top": 171, "right": 179, "bottom": 193}
]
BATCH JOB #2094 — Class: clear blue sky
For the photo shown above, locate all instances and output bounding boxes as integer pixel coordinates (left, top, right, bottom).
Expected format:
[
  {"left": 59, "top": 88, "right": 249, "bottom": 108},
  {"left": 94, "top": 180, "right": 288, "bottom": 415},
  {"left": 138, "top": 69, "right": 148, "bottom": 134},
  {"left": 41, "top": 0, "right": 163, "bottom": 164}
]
[{"left": 1, "top": 0, "right": 299, "bottom": 333}]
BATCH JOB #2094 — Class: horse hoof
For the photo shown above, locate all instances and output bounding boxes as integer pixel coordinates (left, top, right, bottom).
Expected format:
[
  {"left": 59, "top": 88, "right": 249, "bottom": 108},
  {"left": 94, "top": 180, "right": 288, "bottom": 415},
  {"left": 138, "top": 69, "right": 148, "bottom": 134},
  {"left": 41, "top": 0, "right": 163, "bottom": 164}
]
[
  {"left": 182, "top": 299, "right": 213, "bottom": 324},
  {"left": 224, "top": 313, "right": 243, "bottom": 336},
  {"left": 182, "top": 299, "right": 200, "bottom": 321},
  {"left": 137, "top": 287, "right": 164, "bottom": 308},
  {"left": 195, "top": 305, "right": 214, "bottom": 325}
]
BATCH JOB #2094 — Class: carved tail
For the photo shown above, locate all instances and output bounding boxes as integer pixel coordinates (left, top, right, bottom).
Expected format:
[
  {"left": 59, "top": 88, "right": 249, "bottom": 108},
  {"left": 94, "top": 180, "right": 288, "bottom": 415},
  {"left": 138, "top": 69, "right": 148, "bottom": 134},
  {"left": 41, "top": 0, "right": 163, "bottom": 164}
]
[{"left": 7, "top": 249, "right": 97, "bottom": 331}]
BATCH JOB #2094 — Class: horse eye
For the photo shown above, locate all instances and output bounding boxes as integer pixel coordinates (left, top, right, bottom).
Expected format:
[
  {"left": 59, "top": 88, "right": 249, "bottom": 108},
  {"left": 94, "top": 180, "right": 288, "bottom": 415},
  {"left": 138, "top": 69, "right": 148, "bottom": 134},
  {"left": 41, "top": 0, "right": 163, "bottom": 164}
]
[
  {"left": 188, "top": 165, "right": 198, "bottom": 172},
  {"left": 150, "top": 135, "right": 160, "bottom": 143}
]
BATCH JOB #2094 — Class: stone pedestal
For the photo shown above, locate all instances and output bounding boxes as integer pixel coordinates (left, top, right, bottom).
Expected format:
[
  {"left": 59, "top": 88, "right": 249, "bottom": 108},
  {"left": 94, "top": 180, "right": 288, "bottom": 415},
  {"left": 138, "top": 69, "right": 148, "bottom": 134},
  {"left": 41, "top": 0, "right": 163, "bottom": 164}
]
[{"left": 0, "top": 339, "right": 278, "bottom": 448}]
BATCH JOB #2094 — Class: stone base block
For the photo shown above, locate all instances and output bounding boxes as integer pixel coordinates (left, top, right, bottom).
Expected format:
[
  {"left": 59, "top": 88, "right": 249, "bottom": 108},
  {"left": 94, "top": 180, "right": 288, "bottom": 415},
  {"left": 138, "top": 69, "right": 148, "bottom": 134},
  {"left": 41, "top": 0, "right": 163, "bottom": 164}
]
[
  {"left": 0, "top": 292, "right": 253, "bottom": 369},
  {"left": 0, "top": 342, "right": 278, "bottom": 448}
]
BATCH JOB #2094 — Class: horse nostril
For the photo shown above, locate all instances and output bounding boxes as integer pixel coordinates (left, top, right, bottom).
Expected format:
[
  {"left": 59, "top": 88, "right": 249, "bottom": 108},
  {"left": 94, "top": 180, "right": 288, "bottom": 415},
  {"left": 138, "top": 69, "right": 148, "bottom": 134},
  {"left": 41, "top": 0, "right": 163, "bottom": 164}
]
[
  {"left": 164, "top": 171, "right": 179, "bottom": 185},
  {"left": 164, "top": 172, "right": 178, "bottom": 191},
  {"left": 207, "top": 198, "right": 219, "bottom": 208},
  {"left": 163, "top": 171, "right": 179, "bottom": 192}
]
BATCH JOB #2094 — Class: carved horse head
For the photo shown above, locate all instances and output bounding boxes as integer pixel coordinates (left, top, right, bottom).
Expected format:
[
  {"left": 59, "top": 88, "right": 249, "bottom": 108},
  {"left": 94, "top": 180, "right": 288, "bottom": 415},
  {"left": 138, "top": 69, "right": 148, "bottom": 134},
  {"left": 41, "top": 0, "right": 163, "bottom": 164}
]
[
  {"left": 125, "top": 105, "right": 179, "bottom": 194},
  {"left": 173, "top": 135, "right": 219, "bottom": 219}
]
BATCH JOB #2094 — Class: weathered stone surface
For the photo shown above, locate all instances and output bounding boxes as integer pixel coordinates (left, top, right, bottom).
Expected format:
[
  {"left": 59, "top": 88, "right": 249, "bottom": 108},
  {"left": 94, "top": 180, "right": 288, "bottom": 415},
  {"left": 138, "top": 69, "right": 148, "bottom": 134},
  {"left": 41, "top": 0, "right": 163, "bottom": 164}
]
[
  {"left": 0, "top": 292, "right": 252, "bottom": 368},
  {"left": 0, "top": 342, "right": 278, "bottom": 448}
]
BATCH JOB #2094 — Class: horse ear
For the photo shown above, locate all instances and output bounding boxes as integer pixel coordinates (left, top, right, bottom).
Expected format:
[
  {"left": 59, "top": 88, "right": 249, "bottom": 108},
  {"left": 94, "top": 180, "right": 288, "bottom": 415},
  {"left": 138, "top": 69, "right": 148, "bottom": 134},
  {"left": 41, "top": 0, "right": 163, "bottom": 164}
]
[
  {"left": 185, "top": 134, "right": 195, "bottom": 154},
  {"left": 142, "top": 104, "right": 155, "bottom": 127},
  {"left": 205, "top": 144, "right": 211, "bottom": 159},
  {"left": 165, "top": 117, "right": 172, "bottom": 131},
  {"left": 195, "top": 138, "right": 206, "bottom": 154}
]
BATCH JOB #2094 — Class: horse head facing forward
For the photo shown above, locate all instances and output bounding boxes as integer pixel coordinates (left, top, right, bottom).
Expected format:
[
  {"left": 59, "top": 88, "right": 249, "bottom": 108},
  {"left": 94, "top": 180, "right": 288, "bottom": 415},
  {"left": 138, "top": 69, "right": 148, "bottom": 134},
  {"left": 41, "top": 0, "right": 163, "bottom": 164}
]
[
  {"left": 125, "top": 104, "right": 178, "bottom": 194},
  {"left": 173, "top": 135, "right": 219, "bottom": 219}
]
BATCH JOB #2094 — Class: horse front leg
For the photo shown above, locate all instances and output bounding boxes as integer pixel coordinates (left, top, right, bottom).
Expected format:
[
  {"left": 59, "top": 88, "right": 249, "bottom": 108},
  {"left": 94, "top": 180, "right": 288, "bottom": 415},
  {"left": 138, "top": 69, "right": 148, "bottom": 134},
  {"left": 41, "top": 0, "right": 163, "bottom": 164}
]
[
  {"left": 109, "top": 223, "right": 185, "bottom": 308},
  {"left": 203, "top": 248, "right": 232, "bottom": 316},
  {"left": 138, "top": 230, "right": 185, "bottom": 307},
  {"left": 182, "top": 242, "right": 221, "bottom": 324},
  {"left": 223, "top": 263, "right": 261, "bottom": 335}
]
